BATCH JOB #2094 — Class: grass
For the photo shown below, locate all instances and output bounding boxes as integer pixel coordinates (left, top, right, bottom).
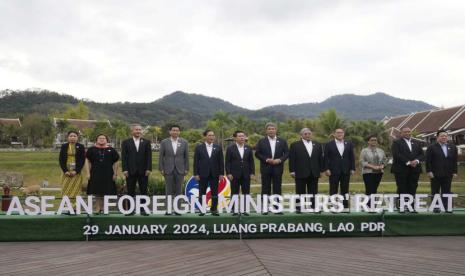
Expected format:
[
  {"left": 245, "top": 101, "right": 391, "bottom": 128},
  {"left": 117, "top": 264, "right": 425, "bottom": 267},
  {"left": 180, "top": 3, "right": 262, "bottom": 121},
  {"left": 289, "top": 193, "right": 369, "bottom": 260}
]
[{"left": 1, "top": 150, "right": 464, "bottom": 197}]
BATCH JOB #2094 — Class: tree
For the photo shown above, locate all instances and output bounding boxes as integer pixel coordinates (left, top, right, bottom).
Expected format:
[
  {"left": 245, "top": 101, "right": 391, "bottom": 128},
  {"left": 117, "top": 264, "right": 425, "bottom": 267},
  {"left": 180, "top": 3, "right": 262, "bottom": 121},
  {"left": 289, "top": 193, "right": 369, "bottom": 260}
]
[
  {"left": 314, "top": 109, "right": 347, "bottom": 142},
  {"left": 21, "top": 114, "right": 53, "bottom": 147},
  {"left": 146, "top": 126, "right": 162, "bottom": 143},
  {"left": 62, "top": 101, "right": 90, "bottom": 120}
]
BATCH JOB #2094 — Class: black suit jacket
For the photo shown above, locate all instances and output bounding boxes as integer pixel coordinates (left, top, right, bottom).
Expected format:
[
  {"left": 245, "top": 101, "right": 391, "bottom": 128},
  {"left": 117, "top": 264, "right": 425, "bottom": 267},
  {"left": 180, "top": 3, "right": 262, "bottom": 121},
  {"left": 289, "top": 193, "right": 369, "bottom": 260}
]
[
  {"left": 289, "top": 140, "right": 324, "bottom": 178},
  {"left": 324, "top": 140, "right": 355, "bottom": 175},
  {"left": 225, "top": 143, "right": 255, "bottom": 179},
  {"left": 426, "top": 142, "right": 458, "bottom": 178},
  {"left": 121, "top": 138, "right": 152, "bottom": 175},
  {"left": 59, "top": 142, "right": 86, "bottom": 174},
  {"left": 255, "top": 136, "right": 289, "bottom": 175},
  {"left": 194, "top": 143, "right": 224, "bottom": 178},
  {"left": 390, "top": 138, "right": 424, "bottom": 174}
]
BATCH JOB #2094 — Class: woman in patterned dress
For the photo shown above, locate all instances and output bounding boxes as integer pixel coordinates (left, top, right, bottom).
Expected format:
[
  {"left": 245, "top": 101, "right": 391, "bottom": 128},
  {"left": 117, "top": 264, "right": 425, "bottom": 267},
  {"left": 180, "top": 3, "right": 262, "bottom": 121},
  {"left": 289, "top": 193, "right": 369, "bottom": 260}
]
[{"left": 59, "top": 130, "right": 86, "bottom": 214}]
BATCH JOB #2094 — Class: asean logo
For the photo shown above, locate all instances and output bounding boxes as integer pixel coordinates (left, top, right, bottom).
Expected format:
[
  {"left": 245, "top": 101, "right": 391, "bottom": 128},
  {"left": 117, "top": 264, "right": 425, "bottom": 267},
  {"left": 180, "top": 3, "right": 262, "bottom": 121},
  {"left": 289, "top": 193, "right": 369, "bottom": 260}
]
[{"left": 185, "top": 176, "right": 231, "bottom": 209}]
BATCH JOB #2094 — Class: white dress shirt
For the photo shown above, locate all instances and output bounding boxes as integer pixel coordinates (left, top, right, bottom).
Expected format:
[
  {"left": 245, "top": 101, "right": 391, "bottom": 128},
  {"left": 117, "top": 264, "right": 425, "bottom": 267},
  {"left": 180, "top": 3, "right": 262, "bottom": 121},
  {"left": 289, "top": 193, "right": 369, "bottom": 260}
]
[
  {"left": 404, "top": 138, "right": 412, "bottom": 151},
  {"left": 268, "top": 136, "right": 277, "bottom": 159},
  {"left": 171, "top": 138, "right": 178, "bottom": 154},
  {"left": 236, "top": 143, "right": 245, "bottom": 159},
  {"left": 335, "top": 139, "right": 345, "bottom": 156},
  {"left": 133, "top": 137, "right": 140, "bottom": 152},
  {"left": 303, "top": 139, "right": 313, "bottom": 157},
  {"left": 205, "top": 142, "right": 213, "bottom": 158}
]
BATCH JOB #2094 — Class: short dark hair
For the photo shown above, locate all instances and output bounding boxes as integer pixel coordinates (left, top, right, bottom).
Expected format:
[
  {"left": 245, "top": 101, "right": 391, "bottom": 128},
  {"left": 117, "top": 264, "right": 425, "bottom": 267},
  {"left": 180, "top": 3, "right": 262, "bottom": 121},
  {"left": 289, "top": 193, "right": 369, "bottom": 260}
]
[
  {"left": 169, "top": 124, "right": 181, "bottom": 131},
  {"left": 233, "top": 130, "right": 245, "bottom": 137},
  {"left": 67, "top": 130, "right": 79, "bottom": 137},
  {"left": 366, "top": 134, "right": 378, "bottom": 142},
  {"left": 436, "top": 129, "right": 447, "bottom": 136},
  {"left": 95, "top": 133, "right": 109, "bottom": 142},
  {"left": 203, "top": 129, "right": 213, "bottom": 136}
]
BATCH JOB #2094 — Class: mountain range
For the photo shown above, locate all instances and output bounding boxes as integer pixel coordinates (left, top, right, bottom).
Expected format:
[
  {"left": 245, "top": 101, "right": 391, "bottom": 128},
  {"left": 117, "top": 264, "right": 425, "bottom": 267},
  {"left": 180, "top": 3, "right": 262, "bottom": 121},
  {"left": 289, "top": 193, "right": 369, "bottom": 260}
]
[{"left": 0, "top": 89, "right": 435, "bottom": 127}]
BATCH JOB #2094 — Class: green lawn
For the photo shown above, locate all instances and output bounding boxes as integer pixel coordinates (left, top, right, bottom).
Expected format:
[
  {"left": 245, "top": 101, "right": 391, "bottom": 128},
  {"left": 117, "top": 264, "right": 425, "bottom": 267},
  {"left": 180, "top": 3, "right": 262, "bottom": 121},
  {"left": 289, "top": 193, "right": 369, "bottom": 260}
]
[{"left": 1, "top": 150, "right": 464, "bottom": 196}]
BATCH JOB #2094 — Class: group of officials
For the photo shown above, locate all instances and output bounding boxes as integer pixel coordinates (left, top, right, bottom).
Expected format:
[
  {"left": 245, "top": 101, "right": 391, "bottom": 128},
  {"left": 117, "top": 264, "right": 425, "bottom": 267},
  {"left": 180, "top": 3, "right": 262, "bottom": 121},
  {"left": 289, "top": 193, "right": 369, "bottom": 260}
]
[{"left": 58, "top": 122, "right": 458, "bottom": 216}]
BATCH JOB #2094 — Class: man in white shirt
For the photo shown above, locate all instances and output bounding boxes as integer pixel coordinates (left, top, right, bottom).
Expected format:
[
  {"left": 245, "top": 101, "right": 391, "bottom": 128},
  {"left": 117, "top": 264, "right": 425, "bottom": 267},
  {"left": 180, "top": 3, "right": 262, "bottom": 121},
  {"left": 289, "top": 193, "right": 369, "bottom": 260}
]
[
  {"left": 255, "top": 122, "right": 289, "bottom": 214},
  {"left": 391, "top": 127, "right": 424, "bottom": 212},
  {"left": 194, "top": 130, "right": 224, "bottom": 216},
  {"left": 225, "top": 130, "right": 255, "bottom": 215},
  {"left": 324, "top": 128, "right": 355, "bottom": 210},
  {"left": 121, "top": 124, "right": 152, "bottom": 215},
  {"left": 159, "top": 124, "right": 189, "bottom": 215},
  {"left": 289, "top": 128, "right": 324, "bottom": 213}
]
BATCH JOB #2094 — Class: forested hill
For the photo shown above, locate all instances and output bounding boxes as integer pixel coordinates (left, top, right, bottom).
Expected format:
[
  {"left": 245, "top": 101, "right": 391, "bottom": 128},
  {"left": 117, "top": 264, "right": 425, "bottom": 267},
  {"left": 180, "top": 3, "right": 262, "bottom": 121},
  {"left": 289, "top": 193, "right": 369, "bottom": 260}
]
[{"left": 0, "top": 89, "right": 435, "bottom": 126}]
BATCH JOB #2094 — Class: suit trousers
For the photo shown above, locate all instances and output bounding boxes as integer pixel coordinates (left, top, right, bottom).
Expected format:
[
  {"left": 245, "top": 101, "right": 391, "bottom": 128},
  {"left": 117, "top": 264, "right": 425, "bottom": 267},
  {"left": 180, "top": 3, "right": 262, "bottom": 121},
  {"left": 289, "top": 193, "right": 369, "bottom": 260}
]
[
  {"left": 126, "top": 172, "right": 148, "bottom": 212},
  {"left": 199, "top": 175, "right": 219, "bottom": 212},
  {"left": 231, "top": 174, "right": 250, "bottom": 213},
  {"left": 127, "top": 172, "right": 148, "bottom": 196},
  {"left": 295, "top": 175, "right": 319, "bottom": 211},
  {"left": 431, "top": 175, "right": 453, "bottom": 209},
  {"left": 261, "top": 167, "right": 282, "bottom": 195},
  {"left": 395, "top": 171, "right": 420, "bottom": 210},
  {"left": 329, "top": 173, "right": 350, "bottom": 208},
  {"left": 164, "top": 172, "right": 184, "bottom": 211},
  {"left": 363, "top": 173, "right": 383, "bottom": 207}
]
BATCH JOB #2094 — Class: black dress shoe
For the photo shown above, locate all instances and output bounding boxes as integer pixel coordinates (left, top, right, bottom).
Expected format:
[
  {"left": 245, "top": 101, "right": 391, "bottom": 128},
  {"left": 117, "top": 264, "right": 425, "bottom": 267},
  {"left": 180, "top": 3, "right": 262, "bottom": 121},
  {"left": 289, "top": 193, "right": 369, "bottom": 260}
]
[
  {"left": 141, "top": 211, "right": 149, "bottom": 216},
  {"left": 199, "top": 213, "right": 205, "bottom": 216},
  {"left": 262, "top": 212, "right": 269, "bottom": 215},
  {"left": 296, "top": 210, "right": 302, "bottom": 214},
  {"left": 232, "top": 213, "right": 239, "bottom": 216},
  {"left": 174, "top": 212, "right": 182, "bottom": 216},
  {"left": 165, "top": 212, "right": 172, "bottom": 216},
  {"left": 242, "top": 212, "right": 250, "bottom": 216},
  {"left": 211, "top": 211, "right": 220, "bottom": 216}
]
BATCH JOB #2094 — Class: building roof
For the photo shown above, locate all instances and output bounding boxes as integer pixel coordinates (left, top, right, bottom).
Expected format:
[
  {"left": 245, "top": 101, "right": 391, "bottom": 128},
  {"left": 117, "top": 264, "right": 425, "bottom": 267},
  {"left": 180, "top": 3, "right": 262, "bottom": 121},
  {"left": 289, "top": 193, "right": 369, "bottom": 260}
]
[
  {"left": 414, "top": 106, "right": 462, "bottom": 134},
  {"left": 0, "top": 118, "right": 21, "bottom": 127},
  {"left": 383, "top": 105, "right": 465, "bottom": 135}
]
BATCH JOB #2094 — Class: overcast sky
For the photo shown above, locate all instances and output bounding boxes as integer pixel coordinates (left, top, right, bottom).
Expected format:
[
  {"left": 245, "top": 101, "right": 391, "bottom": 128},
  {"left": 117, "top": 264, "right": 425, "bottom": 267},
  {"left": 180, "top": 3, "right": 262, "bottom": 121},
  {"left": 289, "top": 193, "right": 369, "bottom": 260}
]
[{"left": 0, "top": 0, "right": 464, "bottom": 109}]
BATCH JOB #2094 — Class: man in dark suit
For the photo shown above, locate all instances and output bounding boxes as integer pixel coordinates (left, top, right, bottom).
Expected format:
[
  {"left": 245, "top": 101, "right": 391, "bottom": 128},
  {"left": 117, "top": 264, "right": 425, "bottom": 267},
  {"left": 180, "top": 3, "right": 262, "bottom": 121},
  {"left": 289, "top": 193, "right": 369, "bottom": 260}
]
[
  {"left": 255, "top": 122, "right": 289, "bottom": 214},
  {"left": 225, "top": 130, "right": 255, "bottom": 216},
  {"left": 426, "top": 130, "right": 458, "bottom": 212},
  {"left": 194, "top": 130, "right": 224, "bottom": 216},
  {"left": 391, "top": 127, "right": 424, "bottom": 212},
  {"left": 121, "top": 124, "right": 152, "bottom": 215},
  {"left": 324, "top": 128, "right": 355, "bottom": 209},
  {"left": 289, "top": 128, "right": 324, "bottom": 213}
]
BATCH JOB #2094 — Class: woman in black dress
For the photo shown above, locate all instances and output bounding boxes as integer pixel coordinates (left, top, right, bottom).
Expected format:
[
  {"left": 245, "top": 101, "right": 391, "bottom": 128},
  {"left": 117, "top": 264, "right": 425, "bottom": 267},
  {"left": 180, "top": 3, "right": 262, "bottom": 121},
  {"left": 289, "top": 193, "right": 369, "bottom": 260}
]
[{"left": 86, "top": 134, "right": 120, "bottom": 214}]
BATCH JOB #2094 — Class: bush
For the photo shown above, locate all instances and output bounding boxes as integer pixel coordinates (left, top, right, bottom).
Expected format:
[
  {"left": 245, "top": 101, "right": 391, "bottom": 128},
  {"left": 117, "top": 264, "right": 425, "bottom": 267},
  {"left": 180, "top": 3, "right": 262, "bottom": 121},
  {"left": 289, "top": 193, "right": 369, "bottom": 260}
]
[{"left": 115, "top": 176, "right": 165, "bottom": 196}]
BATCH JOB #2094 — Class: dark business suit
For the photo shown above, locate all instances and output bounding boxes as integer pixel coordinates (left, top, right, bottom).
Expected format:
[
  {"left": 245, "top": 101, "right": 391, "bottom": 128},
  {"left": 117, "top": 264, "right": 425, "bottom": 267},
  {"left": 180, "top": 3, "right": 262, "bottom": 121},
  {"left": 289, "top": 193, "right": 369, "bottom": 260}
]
[
  {"left": 194, "top": 143, "right": 224, "bottom": 211},
  {"left": 324, "top": 140, "right": 355, "bottom": 208},
  {"left": 225, "top": 143, "right": 255, "bottom": 195},
  {"left": 59, "top": 142, "right": 86, "bottom": 174},
  {"left": 426, "top": 142, "right": 457, "bottom": 207},
  {"left": 289, "top": 140, "right": 324, "bottom": 210},
  {"left": 121, "top": 137, "right": 152, "bottom": 197},
  {"left": 391, "top": 138, "right": 424, "bottom": 203},
  {"left": 255, "top": 136, "right": 289, "bottom": 196}
]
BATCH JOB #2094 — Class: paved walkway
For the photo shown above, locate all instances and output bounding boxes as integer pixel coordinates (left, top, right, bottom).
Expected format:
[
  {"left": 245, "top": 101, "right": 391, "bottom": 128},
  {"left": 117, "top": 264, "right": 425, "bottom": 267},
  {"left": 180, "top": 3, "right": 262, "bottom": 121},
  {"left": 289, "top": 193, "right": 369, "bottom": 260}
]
[{"left": 1, "top": 237, "right": 465, "bottom": 275}]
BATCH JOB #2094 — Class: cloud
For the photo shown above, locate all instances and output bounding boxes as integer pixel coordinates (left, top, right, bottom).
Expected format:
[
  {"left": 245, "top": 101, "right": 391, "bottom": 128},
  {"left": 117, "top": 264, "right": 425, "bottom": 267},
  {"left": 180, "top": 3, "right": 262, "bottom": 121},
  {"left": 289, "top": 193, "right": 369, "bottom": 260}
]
[{"left": 0, "top": 0, "right": 464, "bottom": 109}]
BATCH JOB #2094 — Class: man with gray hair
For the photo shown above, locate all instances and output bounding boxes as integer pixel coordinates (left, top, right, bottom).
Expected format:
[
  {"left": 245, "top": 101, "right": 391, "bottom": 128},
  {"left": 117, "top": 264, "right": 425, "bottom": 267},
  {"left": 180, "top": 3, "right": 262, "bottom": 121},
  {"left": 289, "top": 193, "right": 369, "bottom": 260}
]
[
  {"left": 159, "top": 124, "right": 189, "bottom": 215},
  {"left": 122, "top": 123, "right": 152, "bottom": 215},
  {"left": 289, "top": 128, "right": 324, "bottom": 213}
]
